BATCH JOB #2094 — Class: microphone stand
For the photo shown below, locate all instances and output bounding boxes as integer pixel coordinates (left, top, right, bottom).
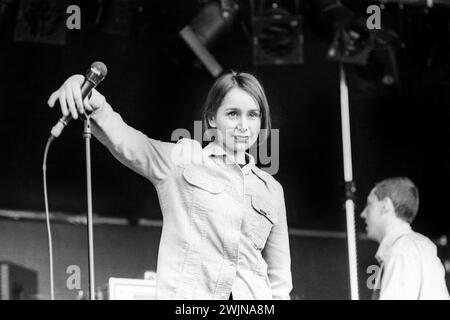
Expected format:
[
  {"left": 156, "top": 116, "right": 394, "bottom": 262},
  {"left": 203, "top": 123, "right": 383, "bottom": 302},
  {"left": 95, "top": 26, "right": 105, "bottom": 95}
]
[
  {"left": 339, "top": 63, "right": 359, "bottom": 300},
  {"left": 47, "top": 62, "right": 106, "bottom": 300},
  {"left": 83, "top": 115, "right": 96, "bottom": 300}
]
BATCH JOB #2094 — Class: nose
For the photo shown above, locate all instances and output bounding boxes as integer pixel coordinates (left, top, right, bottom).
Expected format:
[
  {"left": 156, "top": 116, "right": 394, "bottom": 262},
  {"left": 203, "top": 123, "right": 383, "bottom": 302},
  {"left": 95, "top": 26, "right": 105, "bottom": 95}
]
[
  {"left": 360, "top": 209, "right": 366, "bottom": 219},
  {"left": 237, "top": 116, "right": 249, "bottom": 133}
]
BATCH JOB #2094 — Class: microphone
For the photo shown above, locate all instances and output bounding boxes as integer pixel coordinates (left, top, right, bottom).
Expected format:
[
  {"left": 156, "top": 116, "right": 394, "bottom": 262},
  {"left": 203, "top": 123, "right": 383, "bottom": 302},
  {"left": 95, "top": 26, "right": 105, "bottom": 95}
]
[{"left": 50, "top": 62, "right": 108, "bottom": 138}]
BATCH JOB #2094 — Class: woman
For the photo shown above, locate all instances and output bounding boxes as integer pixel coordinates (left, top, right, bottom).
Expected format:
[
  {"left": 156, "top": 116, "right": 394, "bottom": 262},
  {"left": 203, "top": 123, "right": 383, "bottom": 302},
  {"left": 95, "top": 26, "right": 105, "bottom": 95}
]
[{"left": 48, "top": 71, "right": 292, "bottom": 300}]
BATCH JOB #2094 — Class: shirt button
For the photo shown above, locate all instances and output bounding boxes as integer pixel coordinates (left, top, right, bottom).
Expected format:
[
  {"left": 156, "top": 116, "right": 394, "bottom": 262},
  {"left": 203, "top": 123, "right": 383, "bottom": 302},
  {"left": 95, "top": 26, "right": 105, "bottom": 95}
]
[{"left": 230, "top": 262, "right": 235, "bottom": 266}]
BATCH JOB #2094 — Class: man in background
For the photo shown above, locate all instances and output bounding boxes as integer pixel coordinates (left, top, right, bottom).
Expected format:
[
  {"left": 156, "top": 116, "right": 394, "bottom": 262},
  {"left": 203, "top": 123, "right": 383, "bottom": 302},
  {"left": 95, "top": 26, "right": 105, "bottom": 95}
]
[{"left": 361, "top": 177, "right": 449, "bottom": 300}]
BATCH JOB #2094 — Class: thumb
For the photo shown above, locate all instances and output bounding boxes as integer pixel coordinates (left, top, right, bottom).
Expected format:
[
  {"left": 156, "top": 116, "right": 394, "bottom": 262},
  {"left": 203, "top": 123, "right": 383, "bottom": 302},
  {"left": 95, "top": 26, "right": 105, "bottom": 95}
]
[
  {"left": 83, "top": 97, "right": 93, "bottom": 112},
  {"left": 86, "top": 88, "right": 105, "bottom": 111}
]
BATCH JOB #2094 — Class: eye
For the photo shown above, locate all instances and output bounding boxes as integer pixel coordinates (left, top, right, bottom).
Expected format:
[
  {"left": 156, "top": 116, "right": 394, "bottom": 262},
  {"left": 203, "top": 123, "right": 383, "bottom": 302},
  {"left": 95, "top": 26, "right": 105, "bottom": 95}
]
[
  {"left": 249, "top": 111, "right": 261, "bottom": 119},
  {"left": 227, "top": 111, "right": 239, "bottom": 118}
]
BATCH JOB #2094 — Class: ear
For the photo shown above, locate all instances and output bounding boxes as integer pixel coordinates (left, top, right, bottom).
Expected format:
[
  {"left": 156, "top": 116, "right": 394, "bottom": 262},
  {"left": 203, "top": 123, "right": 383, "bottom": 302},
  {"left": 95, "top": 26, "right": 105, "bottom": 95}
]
[
  {"left": 382, "top": 197, "right": 395, "bottom": 215},
  {"left": 208, "top": 116, "right": 217, "bottom": 129}
]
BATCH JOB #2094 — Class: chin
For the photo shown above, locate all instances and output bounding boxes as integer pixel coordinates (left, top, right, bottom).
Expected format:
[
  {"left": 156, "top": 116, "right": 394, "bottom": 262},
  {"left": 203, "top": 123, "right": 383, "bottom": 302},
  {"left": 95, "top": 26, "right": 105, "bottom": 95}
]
[
  {"left": 366, "top": 231, "right": 377, "bottom": 241},
  {"left": 234, "top": 144, "right": 249, "bottom": 151}
]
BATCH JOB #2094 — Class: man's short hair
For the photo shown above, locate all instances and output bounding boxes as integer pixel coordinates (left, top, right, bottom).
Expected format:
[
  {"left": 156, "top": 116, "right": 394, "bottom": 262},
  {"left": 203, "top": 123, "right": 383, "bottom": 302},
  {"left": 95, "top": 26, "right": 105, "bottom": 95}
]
[{"left": 374, "top": 177, "right": 419, "bottom": 223}]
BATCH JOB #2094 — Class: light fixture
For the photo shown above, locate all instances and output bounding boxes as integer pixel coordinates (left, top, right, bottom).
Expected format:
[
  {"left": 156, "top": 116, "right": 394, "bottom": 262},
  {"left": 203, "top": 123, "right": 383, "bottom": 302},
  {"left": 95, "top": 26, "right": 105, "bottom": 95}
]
[
  {"left": 14, "top": 0, "right": 69, "bottom": 45},
  {"left": 251, "top": 0, "right": 303, "bottom": 66},
  {"left": 179, "top": 0, "right": 239, "bottom": 78}
]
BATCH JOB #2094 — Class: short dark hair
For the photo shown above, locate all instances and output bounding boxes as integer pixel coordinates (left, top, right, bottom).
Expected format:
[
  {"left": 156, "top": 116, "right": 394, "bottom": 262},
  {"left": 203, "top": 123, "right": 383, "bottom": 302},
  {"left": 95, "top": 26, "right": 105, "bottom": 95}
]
[
  {"left": 374, "top": 177, "right": 419, "bottom": 223},
  {"left": 202, "top": 71, "right": 272, "bottom": 143}
]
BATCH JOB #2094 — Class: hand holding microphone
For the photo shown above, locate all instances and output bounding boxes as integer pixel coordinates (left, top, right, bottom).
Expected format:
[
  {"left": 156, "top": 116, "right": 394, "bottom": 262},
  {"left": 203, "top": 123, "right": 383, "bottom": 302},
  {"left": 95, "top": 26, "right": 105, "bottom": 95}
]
[{"left": 47, "top": 62, "right": 107, "bottom": 138}]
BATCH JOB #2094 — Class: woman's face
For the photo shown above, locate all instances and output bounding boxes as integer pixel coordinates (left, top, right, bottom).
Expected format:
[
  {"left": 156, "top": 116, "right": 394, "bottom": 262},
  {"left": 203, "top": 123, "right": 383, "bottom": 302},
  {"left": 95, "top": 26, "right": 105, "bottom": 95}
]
[{"left": 208, "top": 87, "right": 262, "bottom": 157}]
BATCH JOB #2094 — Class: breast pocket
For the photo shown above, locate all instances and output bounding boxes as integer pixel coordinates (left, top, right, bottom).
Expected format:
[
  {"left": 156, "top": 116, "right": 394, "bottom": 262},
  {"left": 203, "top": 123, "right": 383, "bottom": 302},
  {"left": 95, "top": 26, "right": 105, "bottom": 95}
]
[
  {"left": 182, "top": 166, "right": 226, "bottom": 210},
  {"left": 248, "top": 195, "right": 278, "bottom": 250}
]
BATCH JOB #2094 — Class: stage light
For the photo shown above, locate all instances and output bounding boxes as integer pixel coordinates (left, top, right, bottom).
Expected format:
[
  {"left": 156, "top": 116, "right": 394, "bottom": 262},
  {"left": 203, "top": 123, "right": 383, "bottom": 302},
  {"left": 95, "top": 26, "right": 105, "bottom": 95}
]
[
  {"left": 14, "top": 0, "right": 69, "bottom": 45},
  {"left": 251, "top": 0, "right": 303, "bottom": 66},
  {"left": 326, "top": 22, "right": 374, "bottom": 65},
  {"left": 179, "top": 0, "right": 239, "bottom": 78},
  {"left": 316, "top": 0, "right": 402, "bottom": 88}
]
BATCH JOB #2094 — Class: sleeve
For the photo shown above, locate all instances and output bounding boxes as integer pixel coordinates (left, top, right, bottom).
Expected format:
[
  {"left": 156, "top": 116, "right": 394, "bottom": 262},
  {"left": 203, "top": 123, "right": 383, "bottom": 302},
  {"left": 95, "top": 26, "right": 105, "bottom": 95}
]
[
  {"left": 262, "top": 184, "right": 293, "bottom": 300},
  {"left": 90, "top": 100, "right": 200, "bottom": 186},
  {"left": 379, "top": 249, "right": 422, "bottom": 300}
]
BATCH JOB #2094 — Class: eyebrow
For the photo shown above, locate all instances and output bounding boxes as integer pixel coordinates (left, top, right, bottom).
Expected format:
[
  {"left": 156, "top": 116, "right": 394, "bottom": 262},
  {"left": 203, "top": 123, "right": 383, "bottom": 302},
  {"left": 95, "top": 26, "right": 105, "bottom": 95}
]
[{"left": 225, "top": 107, "right": 260, "bottom": 112}]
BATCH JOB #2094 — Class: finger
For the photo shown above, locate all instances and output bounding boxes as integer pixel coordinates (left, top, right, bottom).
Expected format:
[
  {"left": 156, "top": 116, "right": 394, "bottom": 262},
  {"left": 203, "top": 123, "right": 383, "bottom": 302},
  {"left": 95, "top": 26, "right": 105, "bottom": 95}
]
[
  {"left": 48, "top": 90, "right": 59, "bottom": 107},
  {"left": 59, "top": 91, "right": 69, "bottom": 117},
  {"left": 65, "top": 87, "right": 78, "bottom": 120},
  {"left": 72, "top": 85, "right": 85, "bottom": 115}
]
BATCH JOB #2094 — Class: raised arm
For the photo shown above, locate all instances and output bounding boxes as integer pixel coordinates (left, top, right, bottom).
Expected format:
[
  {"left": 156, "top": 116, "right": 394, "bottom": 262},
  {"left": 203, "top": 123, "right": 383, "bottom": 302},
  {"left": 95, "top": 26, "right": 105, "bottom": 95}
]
[{"left": 47, "top": 74, "right": 196, "bottom": 186}]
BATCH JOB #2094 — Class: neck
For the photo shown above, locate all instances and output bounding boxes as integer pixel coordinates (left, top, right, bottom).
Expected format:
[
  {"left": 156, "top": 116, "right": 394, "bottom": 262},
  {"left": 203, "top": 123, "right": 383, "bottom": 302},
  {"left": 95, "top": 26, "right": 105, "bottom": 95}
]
[
  {"left": 379, "top": 217, "right": 410, "bottom": 243},
  {"left": 234, "top": 152, "right": 247, "bottom": 165},
  {"left": 214, "top": 141, "right": 247, "bottom": 165}
]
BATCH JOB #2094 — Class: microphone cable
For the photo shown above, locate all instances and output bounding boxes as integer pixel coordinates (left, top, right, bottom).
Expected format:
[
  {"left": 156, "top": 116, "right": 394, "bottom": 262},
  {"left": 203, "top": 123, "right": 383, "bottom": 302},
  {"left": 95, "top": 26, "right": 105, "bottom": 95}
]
[{"left": 42, "top": 135, "right": 56, "bottom": 300}]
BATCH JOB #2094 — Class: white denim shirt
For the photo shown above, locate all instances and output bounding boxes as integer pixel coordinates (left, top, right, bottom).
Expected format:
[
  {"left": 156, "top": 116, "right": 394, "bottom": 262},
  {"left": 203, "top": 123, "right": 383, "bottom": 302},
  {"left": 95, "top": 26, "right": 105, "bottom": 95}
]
[
  {"left": 90, "top": 101, "right": 293, "bottom": 300},
  {"left": 375, "top": 222, "right": 450, "bottom": 300}
]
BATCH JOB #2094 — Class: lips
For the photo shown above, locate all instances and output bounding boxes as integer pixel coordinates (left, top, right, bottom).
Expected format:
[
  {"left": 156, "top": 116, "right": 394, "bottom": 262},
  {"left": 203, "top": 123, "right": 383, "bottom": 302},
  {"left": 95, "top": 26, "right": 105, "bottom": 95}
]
[{"left": 234, "top": 136, "right": 250, "bottom": 142}]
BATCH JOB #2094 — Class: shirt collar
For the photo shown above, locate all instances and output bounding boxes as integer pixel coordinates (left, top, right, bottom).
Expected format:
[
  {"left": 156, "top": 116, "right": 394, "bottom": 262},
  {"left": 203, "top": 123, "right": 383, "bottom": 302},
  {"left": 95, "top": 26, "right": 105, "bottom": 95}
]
[
  {"left": 375, "top": 221, "right": 413, "bottom": 264},
  {"left": 202, "top": 142, "right": 276, "bottom": 190},
  {"left": 203, "top": 142, "right": 256, "bottom": 175},
  {"left": 203, "top": 141, "right": 227, "bottom": 158}
]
